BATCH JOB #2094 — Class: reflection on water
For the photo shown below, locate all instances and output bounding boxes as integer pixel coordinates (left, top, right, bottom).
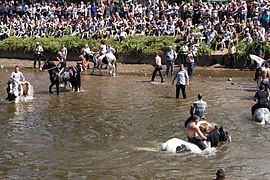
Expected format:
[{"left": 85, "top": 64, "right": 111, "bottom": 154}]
[{"left": 0, "top": 67, "right": 270, "bottom": 179}]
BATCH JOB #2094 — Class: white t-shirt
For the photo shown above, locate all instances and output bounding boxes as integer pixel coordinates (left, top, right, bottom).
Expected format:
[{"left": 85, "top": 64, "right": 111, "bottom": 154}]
[{"left": 11, "top": 71, "right": 23, "bottom": 82}]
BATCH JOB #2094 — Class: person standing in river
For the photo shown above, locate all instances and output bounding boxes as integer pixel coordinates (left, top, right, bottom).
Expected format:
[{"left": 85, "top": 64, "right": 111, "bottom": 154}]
[
  {"left": 165, "top": 46, "right": 177, "bottom": 77},
  {"left": 172, "top": 63, "right": 189, "bottom": 99},
  {"left": 151, "top": 51, "right": 164, "bottom": 83},
  {"left": 33, "top": 42, "right": 44, "bottom": 69},
  {"left": 190, "top": 93, "right": 208, "bottom": 119}
]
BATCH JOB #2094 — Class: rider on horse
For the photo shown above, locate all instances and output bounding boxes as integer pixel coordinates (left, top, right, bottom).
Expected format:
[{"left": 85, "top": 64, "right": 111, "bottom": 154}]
[
  {"left": 57, "top": 51, "right": 67, "bottom": 82},
  {"left": 106, "top": 44, "right": 116, "bottom": 54},
  {"left": 186, "top": 115, "right": 208, "bottom": 151},
  {"left": 9, "top": 66, "right": 26, "bottom": 96},
  {"left": 82, "top": 43, "right": 92, "bottom": 62},
  {"left": 95, "top": 39, "right": 107, "bottom": 64},
  {"left": 251, "top": 84, "right": 270, "bottom": 116}
]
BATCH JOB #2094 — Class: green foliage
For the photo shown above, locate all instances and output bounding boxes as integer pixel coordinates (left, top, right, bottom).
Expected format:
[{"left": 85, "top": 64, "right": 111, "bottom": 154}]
[
  {"left": 236, "top": 40, "right": 270, "bottom": 59},
  {"left": 196, "top": 42, "right": 213, "bottom": 57},
  {"left": 0, "top": 35, "right": 212, "bottom": 58},
  {"left": 236, "top": 41, "right": 246, "bottom": 58}
]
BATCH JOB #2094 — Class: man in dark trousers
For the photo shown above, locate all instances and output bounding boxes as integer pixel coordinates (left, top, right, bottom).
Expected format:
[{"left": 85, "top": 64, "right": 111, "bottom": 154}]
[{"left": 151, "top": 52, "right": 164, "bottom": 83}]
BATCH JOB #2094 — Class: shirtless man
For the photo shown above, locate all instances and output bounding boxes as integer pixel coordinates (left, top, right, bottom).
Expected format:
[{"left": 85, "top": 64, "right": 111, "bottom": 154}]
[
  {"left": 186, "top": 115, "right": 208, "bottom": 151},
  {"left": 260, "top": 63, "right": 270, "bottom": 92}
]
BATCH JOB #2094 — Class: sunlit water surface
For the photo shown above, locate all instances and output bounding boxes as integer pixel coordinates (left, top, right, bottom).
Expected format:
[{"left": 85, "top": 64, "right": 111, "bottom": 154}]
[{"left": 0, "top": 66, "right": 269, "bottom": 179}]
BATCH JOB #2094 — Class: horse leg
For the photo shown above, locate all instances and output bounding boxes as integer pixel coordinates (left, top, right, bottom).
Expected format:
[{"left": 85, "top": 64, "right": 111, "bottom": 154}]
[
  {"left": 112, "top": 62, "right": 116, "bottom": 77},
  {"left": 91, "top": 67, "right": 94, "bottom": 75},
  {"left": 107, "top": 62, "right": 112, "bottom": 76},
  {"left": 112, "top": 68, "right": 115, "bottom": 77},
  {"left": 77, "top": 75, "right": 81, "bottom": 92},
  {"left": 100, "top": 67, "right": 102, "bottom": 76},
  {"left": 99, "top": 67, "right": 102, "bottom": 76},
  {"left": 56, "top": 83, "right": 60, "bottom": 95},
  {"left": 49, "top": 83, "right": 54, "bottom": 94}
]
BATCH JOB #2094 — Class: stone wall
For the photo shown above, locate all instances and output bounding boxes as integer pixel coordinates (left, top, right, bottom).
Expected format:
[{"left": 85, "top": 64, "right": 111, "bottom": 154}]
[{"left": 0, "top": 50, "right": 247, "bottom": 68}]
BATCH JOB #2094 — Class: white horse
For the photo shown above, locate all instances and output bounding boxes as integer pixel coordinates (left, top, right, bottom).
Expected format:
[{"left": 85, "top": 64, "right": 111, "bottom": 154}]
[
  {"left": 249, "top": 54, "right": 265, "bottom": 69},
  {"left": 92, "top": 52, "right": 117, "bottom": 76},
  {"left": 162, "top": 126, "right": 231, "bottom": 154},
  {"left": 253, "top": 108, "right": 270, "bottom": 125},
  {"left": 249, "top": 54, "right": 270, "bottom": 90}
]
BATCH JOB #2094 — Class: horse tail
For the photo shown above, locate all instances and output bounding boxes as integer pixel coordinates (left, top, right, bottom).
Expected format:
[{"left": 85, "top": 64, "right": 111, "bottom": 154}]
[{"left": 22, "top": 83, "right": 29, "bottom": 96}]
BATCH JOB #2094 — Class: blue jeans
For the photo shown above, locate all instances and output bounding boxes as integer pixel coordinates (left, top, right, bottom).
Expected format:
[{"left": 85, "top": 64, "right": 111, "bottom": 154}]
[
  {"left": 166, "top": 60, "right": 174, "bottom": 77},
  {"left": 187, "top": 62, "right": 195, "bottom": 76}
]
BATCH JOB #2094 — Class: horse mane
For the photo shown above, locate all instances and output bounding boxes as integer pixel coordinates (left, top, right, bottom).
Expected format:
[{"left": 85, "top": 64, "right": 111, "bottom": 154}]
[
  {"left": 44, "top": 60, "right": 57, "bottom": 68},
  {"left": 207, "top": 126, "right": 220, "bottom": 148},
  {"left": 207, "top": 125, "right": 230, "bottom": 148},
  {"left": 198, "top": 120, "right": 213, "bottom": 133}
]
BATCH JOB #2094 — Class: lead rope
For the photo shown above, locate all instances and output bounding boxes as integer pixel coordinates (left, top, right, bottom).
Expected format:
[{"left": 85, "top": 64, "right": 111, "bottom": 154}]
[{"left": 42, "top": 66, "right": 58, "bottom": 71}]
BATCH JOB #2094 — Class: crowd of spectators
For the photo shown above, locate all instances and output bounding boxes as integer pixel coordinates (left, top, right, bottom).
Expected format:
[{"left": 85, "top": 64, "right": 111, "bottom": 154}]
[{"left": 1, "top": 0, "right": 270, "bottom": 51}]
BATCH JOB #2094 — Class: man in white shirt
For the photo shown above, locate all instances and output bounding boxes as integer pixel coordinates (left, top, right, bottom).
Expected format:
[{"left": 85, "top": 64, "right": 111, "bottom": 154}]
[
  {"left": 9, "top": 66, "right": 25, "bottom": 96},
  {"left": 33, "top": 42, "right": 44, "bottom": 69}
]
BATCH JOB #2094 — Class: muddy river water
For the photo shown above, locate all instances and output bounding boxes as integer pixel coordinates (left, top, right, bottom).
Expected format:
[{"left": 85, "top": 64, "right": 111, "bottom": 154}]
[{"left": 0, "top": 63, "right": 269, "bottom": 179}]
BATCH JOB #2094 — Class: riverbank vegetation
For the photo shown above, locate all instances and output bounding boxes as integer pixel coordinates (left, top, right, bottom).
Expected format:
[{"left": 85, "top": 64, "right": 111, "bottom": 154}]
[
  {"left": 0, "top": 35, "right": 212, "bottom": 58},
  {"left": 0, "top": 35, "right": 267, "bottom": 61}
]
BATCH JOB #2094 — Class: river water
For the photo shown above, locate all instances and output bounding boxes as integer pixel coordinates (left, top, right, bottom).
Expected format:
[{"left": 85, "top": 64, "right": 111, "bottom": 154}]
[{"left": 0, "top": 65, "right": 269, "bottom": 179}]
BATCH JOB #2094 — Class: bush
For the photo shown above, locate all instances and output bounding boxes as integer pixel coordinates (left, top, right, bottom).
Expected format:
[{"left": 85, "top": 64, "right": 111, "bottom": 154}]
[
  {"left": 0, "top": 35, "right": 213, "bottom": 58},
  {"left": 236, "top": 40, "right": 270, "bottom": 60}
]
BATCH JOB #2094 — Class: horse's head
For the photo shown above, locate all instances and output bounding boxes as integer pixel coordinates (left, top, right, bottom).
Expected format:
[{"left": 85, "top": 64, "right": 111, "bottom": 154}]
[
  {"left": 6, "top": 81, "right": 16, "bottom": 100},
  {"left": 76, "top": 62, "right": 83, "bottom": 72},
  {"left": 218, "top": 126, "right": 231, "bottom": 143},
  {"left": 207, "top": 126, "right": 231, "bottom": 148},
  {"left": 6, "top": 81, "right": 18, "bottom": 101},
  {"left": 41, "top": 60, "right": 56, "bottom": 71}
]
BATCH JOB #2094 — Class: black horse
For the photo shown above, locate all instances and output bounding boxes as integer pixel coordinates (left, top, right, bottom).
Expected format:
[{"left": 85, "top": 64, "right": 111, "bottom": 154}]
[{"left": 41, "top": 60, "right": 82, "bottom": 95}]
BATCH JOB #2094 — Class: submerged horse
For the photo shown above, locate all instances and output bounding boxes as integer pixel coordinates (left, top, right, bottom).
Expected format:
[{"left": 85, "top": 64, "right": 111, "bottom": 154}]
[
  {"left": 91, "top": 52, "right": 117, "bottom": 76},
  {"left": 41, "top": 60, "right": 82, "bottom": 95},
  {"left": 253, "top": 108, "right": 270, "bottom": 124},
  {"left": 162, "top": 125, "right": 231, "bottom": 154},
  {"left": 6, "top": 81, "right": 34, "bottom": 101}
]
